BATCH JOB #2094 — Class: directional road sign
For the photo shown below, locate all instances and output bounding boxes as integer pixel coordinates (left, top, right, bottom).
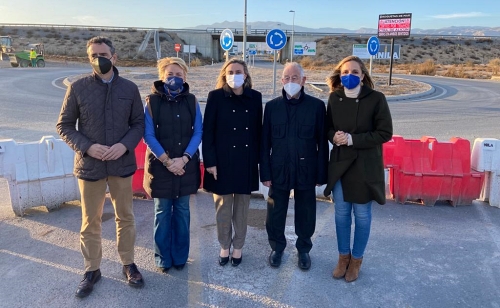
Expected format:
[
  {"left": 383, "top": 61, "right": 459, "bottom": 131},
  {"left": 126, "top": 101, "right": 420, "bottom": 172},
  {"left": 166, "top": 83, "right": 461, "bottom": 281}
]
[
  {"left": 266, "top": 29, "right": 287, "bottom": 50},
  {"left": 220, "top": 29, "right": 234, "bottom": 51},
  {"left": 367, "top": 36, "right": 380, "bottom": 56}
]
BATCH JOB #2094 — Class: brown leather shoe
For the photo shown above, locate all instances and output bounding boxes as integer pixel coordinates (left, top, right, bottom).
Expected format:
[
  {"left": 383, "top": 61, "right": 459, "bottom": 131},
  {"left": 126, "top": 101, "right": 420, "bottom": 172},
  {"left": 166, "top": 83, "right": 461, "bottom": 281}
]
[
  {"left": 75, "top": 269, "right": 101, "bottom": 298},
  {"left": 122, "top": 263, "right": 144, "bottom": 287}
]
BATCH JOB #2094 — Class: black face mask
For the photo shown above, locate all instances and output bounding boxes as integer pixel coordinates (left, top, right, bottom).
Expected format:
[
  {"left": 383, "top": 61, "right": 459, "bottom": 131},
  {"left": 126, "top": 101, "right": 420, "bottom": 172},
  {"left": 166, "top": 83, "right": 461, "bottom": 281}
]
[{"left": 91, "top": 56, "right": 113, "bottom": 75}]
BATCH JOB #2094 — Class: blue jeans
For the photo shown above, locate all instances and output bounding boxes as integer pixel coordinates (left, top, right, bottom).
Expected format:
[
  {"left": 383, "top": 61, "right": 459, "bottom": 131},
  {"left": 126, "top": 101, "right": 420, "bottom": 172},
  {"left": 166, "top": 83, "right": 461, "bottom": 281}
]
[
  {"left": 332, "top": 180, "right": 372, "bottom": 259},
  {"left": 154, "top": 195, "right": 190, "bottom": 268}
]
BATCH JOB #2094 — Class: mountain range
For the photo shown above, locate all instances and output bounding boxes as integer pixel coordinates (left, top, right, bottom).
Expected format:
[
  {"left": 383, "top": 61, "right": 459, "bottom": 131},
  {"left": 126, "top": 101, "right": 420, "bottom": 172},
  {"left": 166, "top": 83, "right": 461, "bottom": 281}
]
[{"left": 190, "top": 21, "right": 500, "bottom": 36}]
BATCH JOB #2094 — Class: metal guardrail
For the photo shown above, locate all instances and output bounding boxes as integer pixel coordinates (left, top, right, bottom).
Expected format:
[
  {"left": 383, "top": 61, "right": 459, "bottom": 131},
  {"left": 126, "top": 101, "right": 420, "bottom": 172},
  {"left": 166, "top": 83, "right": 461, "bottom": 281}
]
[{"left": 1, "top": 23, "right": 500, "bottom": 40}]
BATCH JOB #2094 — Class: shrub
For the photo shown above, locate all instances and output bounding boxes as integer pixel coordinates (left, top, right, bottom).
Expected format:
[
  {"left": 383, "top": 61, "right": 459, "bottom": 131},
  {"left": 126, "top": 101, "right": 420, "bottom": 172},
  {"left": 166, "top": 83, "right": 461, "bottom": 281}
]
[
  {"left": 409, "top": 59, "right": 436, "bottom": 75},
  {"left": 298, "top": 56, "right": 313, "bottom": 68},
  {"left": 488, "top": 58, "right": 500, "bottom": 75},
  {"left": 190, "top": 58, "right": 202, "bottom": 67}
]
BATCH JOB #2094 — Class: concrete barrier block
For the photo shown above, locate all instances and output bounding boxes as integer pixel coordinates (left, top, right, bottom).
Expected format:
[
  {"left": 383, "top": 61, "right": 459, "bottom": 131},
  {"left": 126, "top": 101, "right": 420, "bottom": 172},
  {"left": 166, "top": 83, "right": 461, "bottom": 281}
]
[{"left": 0, "top": 136, "right": 80, "bottom": 216}]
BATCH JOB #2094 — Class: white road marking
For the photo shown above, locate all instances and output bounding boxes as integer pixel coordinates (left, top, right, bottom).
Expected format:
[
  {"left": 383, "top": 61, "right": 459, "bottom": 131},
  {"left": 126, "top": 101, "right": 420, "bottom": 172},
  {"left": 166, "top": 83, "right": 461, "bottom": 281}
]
[
  {"left": 409, "top": 85, "right": 448, "bottom": 102},
  {"left": 51, "top": 76, "right": 67, "bottom": 90}
]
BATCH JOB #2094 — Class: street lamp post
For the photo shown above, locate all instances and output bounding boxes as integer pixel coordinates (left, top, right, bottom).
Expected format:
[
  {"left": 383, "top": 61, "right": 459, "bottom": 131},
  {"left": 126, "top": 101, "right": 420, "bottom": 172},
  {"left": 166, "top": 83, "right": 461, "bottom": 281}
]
[{"left": 289, "top": 10, "right": 295, "bottom": 62}]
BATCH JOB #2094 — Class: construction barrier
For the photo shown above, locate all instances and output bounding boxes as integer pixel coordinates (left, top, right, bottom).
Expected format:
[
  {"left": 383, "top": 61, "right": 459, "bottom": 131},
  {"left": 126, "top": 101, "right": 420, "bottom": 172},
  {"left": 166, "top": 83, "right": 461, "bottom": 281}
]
[
  {"left": 471, "top": 138, "right": 500, "bottom": 208},
  {"left": 132, "top": 139, "right": 150, "bottom": 199},
  {"left": 0, "top": 136, "right": 79, "bottom": 216},
  {"left": 383, "top": 136, "right": 484, "bottom": 206}
]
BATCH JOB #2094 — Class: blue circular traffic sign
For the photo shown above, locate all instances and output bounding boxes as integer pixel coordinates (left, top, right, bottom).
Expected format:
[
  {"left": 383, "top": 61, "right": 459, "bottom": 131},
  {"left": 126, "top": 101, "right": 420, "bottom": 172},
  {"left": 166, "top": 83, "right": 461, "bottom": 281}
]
[
  {"left": 266, "top": 29, "right": 287, "bottom": 51},
  {"left": 220, "top": 29, "right": 234, "bottom": 51},
  {"left": 367, "top": 36, "right": 380, "bottom": 56}
]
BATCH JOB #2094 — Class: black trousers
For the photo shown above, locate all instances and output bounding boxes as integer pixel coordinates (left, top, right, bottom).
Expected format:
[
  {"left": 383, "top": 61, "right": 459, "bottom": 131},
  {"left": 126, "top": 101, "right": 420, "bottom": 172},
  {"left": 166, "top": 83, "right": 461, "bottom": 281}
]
[{"left": 266, "top": 186, "right": 317, "bottom": 253}]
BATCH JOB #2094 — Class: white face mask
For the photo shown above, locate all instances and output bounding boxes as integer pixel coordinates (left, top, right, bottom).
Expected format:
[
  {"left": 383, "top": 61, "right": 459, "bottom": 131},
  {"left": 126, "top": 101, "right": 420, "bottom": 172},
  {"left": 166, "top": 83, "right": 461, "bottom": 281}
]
[
  {"left": 283, "top": 82, "right": 302, "bottom": 97},
  {"left": 226, "top": 74, "right": 245, "bottom": 89}
]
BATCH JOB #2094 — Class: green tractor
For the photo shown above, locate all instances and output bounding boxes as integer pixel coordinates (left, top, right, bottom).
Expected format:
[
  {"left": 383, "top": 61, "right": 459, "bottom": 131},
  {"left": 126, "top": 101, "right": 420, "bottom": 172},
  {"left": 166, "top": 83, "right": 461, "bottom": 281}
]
[{"left": 7, "top": 43, "right": 46, "bottom": 68}]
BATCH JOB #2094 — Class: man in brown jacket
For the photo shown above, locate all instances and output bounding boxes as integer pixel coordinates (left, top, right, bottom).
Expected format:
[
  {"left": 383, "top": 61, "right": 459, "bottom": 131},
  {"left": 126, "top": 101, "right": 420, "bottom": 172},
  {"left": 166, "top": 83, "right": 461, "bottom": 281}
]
[{"left": 56, "top": 36, "right": 145, "bottom": 298}]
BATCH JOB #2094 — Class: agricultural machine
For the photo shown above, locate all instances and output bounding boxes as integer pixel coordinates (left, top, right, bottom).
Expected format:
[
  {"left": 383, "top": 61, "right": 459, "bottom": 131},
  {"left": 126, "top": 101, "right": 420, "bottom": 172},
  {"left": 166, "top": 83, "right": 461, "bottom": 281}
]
[{"left": 7, "top": 43, "right": 46, "bottom": 67}]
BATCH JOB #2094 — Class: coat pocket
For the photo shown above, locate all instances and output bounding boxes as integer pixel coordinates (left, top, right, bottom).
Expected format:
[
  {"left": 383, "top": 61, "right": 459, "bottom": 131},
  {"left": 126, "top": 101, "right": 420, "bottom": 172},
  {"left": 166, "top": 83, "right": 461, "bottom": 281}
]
[
  {"left": 299, "top": 124, "right": 314, "bottom": 139},
  {"left": 297, "top": 157, "right": 316, "bottom": 186}
]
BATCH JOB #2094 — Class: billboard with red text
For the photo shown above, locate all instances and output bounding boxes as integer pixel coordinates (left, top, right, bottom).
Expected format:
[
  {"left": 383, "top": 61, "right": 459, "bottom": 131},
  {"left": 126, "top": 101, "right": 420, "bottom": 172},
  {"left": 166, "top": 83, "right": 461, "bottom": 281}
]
[{"left": 378, "top": 13, "right": 412, "bottom": 38}]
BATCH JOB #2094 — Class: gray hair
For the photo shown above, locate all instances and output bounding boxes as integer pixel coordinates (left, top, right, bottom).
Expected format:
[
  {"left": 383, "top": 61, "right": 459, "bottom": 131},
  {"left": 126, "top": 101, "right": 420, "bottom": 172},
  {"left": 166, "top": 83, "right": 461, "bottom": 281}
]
[{"left": 282, "top": 62, "right": 305, "bottom": 79}]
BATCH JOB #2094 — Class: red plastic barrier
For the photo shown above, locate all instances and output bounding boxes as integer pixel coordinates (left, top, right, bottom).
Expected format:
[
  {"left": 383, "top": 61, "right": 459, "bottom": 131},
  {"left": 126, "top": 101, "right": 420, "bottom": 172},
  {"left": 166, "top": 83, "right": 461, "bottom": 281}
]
[
  {"left": 132, "top": 139, "right": 151, "bottom": 199},
  {"left": 387, "top": 136, "right": 484, "bottom": 206},
  {"left": 199, "top": 162, "right": 204, "bottom": 189}
]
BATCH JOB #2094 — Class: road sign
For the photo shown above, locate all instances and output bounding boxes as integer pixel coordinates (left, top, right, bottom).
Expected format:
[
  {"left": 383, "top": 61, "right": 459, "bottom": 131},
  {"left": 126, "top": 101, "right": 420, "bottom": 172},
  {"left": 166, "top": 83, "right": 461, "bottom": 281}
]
[
  {"left": 293, "top": 42, "right": 316, "bottom": 56},
  {"left": 220, "top": 29, "right": 234, "bottom": 51},
  {"left": 174, "top": 44, "right": 181, "bottom": 52},
  {"left": 353, "top": 44, "right": 400, "bottom": 59},
  {"left": 367, "top": 36, "right": 380, "bottom": 56},
  {"left": 266, "top": 29, "right": 287, "bottom": 50},
  {"left": 378, "top": 13, "right": 412, "bottom": 38}
]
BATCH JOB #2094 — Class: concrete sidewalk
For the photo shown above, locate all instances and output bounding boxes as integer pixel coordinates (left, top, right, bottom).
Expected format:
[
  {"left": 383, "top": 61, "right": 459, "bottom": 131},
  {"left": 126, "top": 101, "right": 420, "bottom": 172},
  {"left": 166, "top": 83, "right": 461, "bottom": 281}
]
[{"left": 1, "top": 191, "right": 500, "bottom": 307}]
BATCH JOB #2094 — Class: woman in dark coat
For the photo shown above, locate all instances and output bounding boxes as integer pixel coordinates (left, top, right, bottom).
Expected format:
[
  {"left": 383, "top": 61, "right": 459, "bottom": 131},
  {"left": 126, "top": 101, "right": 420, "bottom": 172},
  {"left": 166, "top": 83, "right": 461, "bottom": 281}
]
[
  {"left": 202, "top": 58, "right": 262, "bottom": 266},
  {"left": 324, "top": 55, "right": 393, "bottom": 282},
  {"left": 143, "top": 57, "right": 202, "bottom": 273}
]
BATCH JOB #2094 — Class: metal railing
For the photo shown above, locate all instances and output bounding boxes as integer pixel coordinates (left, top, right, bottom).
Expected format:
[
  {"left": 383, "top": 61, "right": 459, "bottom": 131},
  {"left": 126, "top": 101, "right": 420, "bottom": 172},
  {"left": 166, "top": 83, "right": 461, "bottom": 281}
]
[{"left": 1, "top": 23, "right": 500, "bottom": 40}]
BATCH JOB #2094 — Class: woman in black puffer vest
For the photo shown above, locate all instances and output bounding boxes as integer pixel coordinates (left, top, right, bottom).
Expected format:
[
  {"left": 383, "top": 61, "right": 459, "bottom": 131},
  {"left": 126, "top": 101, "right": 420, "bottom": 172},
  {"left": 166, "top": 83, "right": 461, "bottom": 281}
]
[{"left": 143, "top": 57, "right": 202, "bottom": 273}]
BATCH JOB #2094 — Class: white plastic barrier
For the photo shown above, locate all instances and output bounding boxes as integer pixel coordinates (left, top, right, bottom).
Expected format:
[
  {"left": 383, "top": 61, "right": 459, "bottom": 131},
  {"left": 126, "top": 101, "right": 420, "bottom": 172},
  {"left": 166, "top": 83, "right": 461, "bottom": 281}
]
[
  {"left": 0, "top": 136, "right": 79, "bottom": 216},
  {"left": 471, "top": 138, "right": 500, "bottom": 208}
]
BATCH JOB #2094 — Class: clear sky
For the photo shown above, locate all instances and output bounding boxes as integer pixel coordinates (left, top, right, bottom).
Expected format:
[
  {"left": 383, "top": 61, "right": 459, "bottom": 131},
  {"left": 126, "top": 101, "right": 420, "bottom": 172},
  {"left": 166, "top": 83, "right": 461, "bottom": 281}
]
[{"left": 1, "top": 0, "right": 499, "bottom": 30}]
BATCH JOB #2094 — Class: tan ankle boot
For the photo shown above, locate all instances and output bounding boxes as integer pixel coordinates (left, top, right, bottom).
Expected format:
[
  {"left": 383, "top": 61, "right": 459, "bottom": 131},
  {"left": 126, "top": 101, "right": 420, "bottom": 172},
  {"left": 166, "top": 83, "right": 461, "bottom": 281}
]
[
  {"left": 332, "top": 254, "right": 351, "bottom": 279},
  {"left": 345, "top": 257, "right": 363, "bottom": 282}
]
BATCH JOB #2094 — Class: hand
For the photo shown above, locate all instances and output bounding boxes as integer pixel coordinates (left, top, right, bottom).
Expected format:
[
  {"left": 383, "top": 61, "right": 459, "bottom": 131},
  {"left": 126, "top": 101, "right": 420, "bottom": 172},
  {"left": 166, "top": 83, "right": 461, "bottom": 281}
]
[
  {"left": 206, "top": 166, "right": 217, "bottom": 180},
  {"left": 262, "top": 180, "right": 272, "bottom": 187},
  {"left": 333, "top": 131, "right": 348, "bottom": 146},
  {"left": 101, "top": 143, "right": 127, "bottom": 161},
  {"left": 167, "top": 157, "right": 186, "bottom": 176},
  {"left": 86, "top": 144, "right": 110, "bottom": 160}
]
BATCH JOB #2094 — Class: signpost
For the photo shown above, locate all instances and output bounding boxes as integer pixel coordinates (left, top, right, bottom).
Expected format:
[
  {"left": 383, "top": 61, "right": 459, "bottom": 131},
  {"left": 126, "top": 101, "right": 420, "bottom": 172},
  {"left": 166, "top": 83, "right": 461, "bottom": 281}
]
[
  {"left": 248, "top": 43, "right": 257, "bottom": 67},
  {"left": 367, "top": 36, "right": 380, "bottom": 76},
  {"left": 183, "top": 44, "right": 196, "bottom": 67},
  {"left": 174, "top": 43, "right": 181, "bottom": 57},
  {"left": 220, "top": 28, "right": 234, "bottom": 62},
  {"left": 266, "top": 29, "right": 287, "bottom": 96},
  {"left": 378, "top": 13, "right": 412, "bottom": 85},
  {"left": 353, "top": 44, "right": 401, "bottom": 59}
]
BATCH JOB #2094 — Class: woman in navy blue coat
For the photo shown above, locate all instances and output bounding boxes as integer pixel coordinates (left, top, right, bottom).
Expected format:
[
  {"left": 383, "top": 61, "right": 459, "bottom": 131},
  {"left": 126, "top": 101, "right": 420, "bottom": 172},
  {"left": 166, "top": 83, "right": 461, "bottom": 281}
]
[{"left": 202, "top": 58, "right": 262, "bottom": 266}]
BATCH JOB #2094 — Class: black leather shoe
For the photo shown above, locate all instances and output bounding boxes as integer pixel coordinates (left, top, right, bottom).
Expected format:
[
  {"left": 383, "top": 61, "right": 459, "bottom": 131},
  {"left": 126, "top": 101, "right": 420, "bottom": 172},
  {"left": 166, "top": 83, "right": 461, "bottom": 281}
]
[
  {"left": 269, "top": 251, "right": 283, "bottom": 268},
  {"left": 219, "top": 256, "right": 229, "bottom": 266},
  {"left": 231, "top": 255, "right": 242, "bottom": 266},
  {"left": 123, "top": 263, "right": 144, "bottom": 288},
  {"left": 298, "top": 252, "right": 311, "bottom": 270},
  {"left": 75, "top": 269, "right": 101, "bottom": 298},
  {"left": 174, "top": 264, "right": 185, "bottom": 270}
]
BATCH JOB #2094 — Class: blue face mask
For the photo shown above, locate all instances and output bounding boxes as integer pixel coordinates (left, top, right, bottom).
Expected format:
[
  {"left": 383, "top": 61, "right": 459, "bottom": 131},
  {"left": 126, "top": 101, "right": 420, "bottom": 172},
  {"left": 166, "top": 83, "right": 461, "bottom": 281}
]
[
  {"left": 164, "top": 76, "right": 184, "bottom": 92},
  {"left": 341, "top": 74, "right": 361, "bottom": 90}
]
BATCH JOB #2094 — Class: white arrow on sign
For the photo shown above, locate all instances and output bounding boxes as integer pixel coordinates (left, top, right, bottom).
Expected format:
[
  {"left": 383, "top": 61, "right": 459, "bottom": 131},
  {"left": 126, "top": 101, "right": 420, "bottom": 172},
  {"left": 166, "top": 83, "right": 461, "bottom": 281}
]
[
  {"left": 222, "top": 33, "right": 232, "bottom": 48},
  {"left": 270, "top": 31, "right": 284, "bottom": 47}
]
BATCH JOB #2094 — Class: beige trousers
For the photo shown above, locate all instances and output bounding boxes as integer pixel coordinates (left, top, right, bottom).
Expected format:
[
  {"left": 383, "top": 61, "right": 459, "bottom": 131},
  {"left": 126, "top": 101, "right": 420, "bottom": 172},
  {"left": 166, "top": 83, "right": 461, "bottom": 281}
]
[
  {"left": 78, "top": 176, "right": 136, "bottom": 271},
  {"left": 213, "top": 194, "right": 250, "bottom": 250}
]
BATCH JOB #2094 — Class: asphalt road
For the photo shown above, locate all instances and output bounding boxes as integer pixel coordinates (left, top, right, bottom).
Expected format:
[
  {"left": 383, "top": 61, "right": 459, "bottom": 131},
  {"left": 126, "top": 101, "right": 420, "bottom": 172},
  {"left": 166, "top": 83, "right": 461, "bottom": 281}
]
[{"left": 1, "top": 61, "right": 500, "bottom": 307}]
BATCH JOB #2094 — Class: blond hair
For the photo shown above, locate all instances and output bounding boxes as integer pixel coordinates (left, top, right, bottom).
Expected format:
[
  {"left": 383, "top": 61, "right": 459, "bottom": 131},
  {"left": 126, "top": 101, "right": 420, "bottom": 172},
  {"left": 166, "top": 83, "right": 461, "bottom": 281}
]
[
  {"left": 215, "top": 58, "right": 252, "bottom": 89},
  {"left": 326, "top": 55, "right": 374, "bottom": 92},
  {"left": 157, "top": 57, "right": 188, "bottom": 79}
]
